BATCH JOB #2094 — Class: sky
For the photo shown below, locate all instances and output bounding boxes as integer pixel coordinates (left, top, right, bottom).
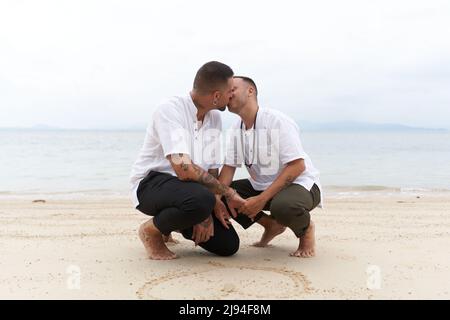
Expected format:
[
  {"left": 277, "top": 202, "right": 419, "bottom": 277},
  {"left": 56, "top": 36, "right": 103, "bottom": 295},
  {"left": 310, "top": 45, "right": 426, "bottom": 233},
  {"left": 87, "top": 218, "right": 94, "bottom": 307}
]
[{"left": 1, "top": 0, "right": 449, "bottom": 129}]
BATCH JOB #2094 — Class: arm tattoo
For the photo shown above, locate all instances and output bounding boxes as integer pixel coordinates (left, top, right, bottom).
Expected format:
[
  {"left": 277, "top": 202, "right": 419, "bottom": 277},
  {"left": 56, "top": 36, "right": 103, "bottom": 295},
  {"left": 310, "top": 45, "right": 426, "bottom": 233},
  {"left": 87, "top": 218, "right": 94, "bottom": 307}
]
[
  {"left": 192, "top": 164, "right": 229, "bottom": 196},
  {"left": 179, "top": 153, "right": 189, "bottom": 171},
  {"left": 208, "top": 169, "right": 219, "bottom": 179},
  {"left": 200, "top": 215, "right": 212, "bottom": 227},
  {"left": 181, "top": 162, "right": 189, "bottom": 171}
]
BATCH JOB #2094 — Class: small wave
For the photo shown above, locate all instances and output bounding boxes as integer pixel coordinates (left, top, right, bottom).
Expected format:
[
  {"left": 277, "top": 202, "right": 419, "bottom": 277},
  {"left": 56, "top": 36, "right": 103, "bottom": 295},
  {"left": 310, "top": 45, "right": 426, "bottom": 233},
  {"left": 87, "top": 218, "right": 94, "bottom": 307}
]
[
  {"left": 400, "top": 187, "right": 431, "bottom": 192},
  {"left": 326, "top": 185, "right": 401, "bottom": 192},
  {"left": 400, "top": 187, "right": 450, "bottom": 193},
  {"left": 0, "top": 189, "right": 130, "bottom": 200},
  {"left": 324, "top": 185, "right": 450, "bottom": 199}
]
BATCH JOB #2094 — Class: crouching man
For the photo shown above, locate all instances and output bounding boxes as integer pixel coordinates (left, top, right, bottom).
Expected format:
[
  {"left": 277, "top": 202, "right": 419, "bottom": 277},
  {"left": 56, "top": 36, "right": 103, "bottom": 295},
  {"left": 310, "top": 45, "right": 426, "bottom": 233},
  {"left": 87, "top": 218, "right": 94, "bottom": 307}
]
[{"left": 216, "top": 76, "right": 322, "bottom": 258}]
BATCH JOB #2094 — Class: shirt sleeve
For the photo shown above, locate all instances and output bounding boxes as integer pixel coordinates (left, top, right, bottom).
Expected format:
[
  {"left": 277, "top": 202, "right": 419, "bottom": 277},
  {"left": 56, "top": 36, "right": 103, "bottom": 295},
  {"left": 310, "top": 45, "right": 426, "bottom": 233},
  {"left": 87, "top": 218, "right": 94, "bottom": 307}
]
[
  {"left": 153, "top": 105, "right": 191, "bottom": 157},
  {"left": 278, "top": 119, "right": 308, "bottom": 165}
]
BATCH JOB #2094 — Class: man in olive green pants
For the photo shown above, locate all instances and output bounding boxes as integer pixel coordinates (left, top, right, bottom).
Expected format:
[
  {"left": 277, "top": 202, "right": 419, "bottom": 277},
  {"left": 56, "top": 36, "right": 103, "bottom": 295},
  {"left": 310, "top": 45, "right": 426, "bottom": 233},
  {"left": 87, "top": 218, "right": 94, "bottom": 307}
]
[
  {"left": 230, "top": 179, "right": 321, "bottom": 237},
  {"left": 215, "top": 76, "right": 322, "bottom": 258}
]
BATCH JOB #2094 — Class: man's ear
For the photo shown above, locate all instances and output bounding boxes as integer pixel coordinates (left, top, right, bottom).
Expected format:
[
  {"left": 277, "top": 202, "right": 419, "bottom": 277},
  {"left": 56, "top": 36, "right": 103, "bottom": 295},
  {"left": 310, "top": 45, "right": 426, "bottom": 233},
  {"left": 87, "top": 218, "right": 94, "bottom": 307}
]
[
  {"left": 213, "top": 91, "right": 221, "bottom": 105},
  {"left": 248, "top": 86, "right": 254, "bottom": 97}
]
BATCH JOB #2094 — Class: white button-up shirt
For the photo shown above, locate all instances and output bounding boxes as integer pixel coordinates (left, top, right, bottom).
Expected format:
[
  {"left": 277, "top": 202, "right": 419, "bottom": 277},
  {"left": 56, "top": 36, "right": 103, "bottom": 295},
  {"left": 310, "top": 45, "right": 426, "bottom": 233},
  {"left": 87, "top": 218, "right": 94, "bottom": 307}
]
[
  {"left": 129, "top": 94, "right": 222, "bottom": 208},
  {"left": 225, "top": 107, "right": 322, "bottom": 206}
]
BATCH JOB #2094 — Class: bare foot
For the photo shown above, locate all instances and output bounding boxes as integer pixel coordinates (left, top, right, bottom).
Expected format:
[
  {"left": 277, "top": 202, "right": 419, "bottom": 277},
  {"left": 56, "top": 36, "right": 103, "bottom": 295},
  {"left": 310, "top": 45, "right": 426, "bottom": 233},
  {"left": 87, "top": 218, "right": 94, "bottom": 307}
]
[
  {"left": 163, "top": 233, "right": 179, "bottom": 245},
  {"left": 290, "top": 220, "right": 315, "bottom": 258},
  {"left": 253, "top": 217, "right": 286, "bottom": 247},
  {"left": 138, "top": 220, "right": 177, "bottom": 260}
]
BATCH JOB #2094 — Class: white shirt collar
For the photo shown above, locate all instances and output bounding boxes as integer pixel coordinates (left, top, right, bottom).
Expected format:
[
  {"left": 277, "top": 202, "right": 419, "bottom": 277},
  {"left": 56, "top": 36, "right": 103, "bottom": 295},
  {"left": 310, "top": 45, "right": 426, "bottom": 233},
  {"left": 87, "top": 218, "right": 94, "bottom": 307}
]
[
  {"left": 187, "top": 93, "right": 211, "bottom": 126},
  {"left": 187, "top": 93, "right": 198, "bottom": 119}
]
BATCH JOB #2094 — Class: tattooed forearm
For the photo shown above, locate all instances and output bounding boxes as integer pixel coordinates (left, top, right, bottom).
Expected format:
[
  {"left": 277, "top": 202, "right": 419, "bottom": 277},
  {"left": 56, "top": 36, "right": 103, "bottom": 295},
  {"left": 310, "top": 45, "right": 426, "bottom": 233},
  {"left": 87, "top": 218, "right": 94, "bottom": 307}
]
[
  {"left": 181, "top": 162, "right": 189, "bottom": 171},
  {"left": 172, "top": 155, "right": 232, "bottom": 197},
  {"left": 192, "top": 164, "right": 229, "bottom": 196},
  {"left": 178, "top": 153, "right": 190, "bottom": 171},
  {"left": 208, "top": 169, "right": 219, "bottom": 179}
]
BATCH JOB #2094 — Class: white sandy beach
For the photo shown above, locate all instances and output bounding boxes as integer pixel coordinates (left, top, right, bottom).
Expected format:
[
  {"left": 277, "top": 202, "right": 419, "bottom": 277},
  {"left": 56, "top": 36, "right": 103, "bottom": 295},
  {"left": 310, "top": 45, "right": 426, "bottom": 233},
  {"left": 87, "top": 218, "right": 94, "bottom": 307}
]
[{"left": 1, "top": 194, "right": 449, "bottom": 300}]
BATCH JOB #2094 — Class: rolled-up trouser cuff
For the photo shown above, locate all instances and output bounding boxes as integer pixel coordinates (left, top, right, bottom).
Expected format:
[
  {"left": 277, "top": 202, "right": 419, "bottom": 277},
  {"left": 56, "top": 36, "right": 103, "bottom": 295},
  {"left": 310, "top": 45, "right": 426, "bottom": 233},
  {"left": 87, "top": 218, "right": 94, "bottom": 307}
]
[
  {"left": 292, "top": 221, "right": 310, "bottom": 238},
  {"left": 233, "top": 211, "right": 265, "bottom": 229}
]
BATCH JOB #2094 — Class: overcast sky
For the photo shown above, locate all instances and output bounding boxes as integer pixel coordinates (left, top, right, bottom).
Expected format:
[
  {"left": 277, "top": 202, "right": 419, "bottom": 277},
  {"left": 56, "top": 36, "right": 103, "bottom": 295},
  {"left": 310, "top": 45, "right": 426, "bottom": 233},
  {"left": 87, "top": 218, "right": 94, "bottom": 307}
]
[{"left": 1, "top": 0, "right": 449, "bottom": 129}]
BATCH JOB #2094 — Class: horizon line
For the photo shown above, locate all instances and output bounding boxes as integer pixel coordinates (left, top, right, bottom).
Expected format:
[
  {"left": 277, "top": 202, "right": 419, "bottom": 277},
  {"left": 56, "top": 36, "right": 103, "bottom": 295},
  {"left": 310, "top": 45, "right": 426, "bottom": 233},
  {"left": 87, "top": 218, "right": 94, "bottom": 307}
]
[{"left": 0, "top": 121, "right": 449, "bottom": 132}]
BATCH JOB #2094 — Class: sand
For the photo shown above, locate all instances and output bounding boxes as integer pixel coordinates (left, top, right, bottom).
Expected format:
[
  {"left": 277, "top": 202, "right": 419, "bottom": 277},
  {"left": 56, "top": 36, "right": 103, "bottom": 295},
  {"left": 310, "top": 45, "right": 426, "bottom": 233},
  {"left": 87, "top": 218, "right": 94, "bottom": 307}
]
[{"left": 1, "top": 194, "right": 449, "bottom": 299}]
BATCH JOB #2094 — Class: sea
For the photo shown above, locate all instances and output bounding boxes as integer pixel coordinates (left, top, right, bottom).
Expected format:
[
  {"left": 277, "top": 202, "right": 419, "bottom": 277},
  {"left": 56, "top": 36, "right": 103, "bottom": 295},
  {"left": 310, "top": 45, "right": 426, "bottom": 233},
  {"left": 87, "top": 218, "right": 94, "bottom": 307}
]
[{"left": 1, "top": 129, "right": 449, "bottom": 200}]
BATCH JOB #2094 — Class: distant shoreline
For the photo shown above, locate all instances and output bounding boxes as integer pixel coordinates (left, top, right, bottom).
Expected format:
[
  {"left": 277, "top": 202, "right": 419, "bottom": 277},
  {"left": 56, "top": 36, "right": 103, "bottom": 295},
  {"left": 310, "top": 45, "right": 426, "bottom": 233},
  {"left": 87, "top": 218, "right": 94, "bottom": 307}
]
[{"left": 0, "top": 121, "right": 448, "bottom": 133}]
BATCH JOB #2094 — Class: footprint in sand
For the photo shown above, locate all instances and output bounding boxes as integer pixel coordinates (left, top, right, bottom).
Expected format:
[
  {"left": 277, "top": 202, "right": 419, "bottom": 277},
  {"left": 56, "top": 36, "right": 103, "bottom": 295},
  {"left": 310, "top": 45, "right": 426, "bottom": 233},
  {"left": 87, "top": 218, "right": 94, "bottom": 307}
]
[{"left": 136, "top": 262, "right": 313, "bottom": 300}]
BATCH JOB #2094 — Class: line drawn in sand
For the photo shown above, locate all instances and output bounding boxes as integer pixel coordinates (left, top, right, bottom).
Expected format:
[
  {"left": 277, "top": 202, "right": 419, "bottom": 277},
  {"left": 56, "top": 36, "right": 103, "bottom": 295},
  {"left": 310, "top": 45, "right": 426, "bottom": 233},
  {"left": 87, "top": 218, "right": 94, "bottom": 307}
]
[{"left": 136, "top": 261, "right": 315, "bottom": 300}]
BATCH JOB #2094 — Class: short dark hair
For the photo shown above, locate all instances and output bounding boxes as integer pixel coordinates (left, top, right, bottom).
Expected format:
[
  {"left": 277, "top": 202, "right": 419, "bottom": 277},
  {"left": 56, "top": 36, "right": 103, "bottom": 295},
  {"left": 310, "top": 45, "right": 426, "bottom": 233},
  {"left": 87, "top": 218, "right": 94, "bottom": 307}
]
[
  {"left": 233, "top": 76, "right": 258, "bottom": 97},
  {"left": 193, "top": 61, "right": 234, "bottom": 94}
]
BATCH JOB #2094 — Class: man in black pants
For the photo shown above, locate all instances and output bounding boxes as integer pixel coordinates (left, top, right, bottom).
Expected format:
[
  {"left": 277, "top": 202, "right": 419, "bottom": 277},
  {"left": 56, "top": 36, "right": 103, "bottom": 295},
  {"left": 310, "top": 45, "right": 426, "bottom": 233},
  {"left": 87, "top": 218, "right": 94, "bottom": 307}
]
[{"left": 130, "top": 61, "right": 246, "bottom": 260}]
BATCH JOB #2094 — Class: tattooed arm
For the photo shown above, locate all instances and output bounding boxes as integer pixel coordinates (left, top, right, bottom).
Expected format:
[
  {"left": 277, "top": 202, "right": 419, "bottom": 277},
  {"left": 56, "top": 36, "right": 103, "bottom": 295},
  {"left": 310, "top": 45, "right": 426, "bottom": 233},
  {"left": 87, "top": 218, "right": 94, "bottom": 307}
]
[
  {"left": 238, "top": 159, "right": 305, "bottom": 219},
  {"left": 208, "top": 168, "right": 219, "bottom": 179},
  {"left": 168, "top": 157, "right": 245, "bottom": 244},
  {"left": 167, "top": 154, "right": 239, "bottom": 201}
]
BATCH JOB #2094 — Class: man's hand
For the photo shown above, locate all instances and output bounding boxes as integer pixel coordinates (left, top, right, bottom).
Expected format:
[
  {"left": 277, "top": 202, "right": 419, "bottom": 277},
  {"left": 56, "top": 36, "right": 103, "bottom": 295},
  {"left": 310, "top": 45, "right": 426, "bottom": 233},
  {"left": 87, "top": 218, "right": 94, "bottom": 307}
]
[
  {"left": 225, "top": 189, "right": 246, "bottom": 218},
  {"left": 214, "top": 196, "right": 232, "bottom": 229},
  {"left": 192, "top": 215, "right": 214, "bottom": 246},
  {"left": 238, "top": 195, "right": 267, "bottom": 219}
]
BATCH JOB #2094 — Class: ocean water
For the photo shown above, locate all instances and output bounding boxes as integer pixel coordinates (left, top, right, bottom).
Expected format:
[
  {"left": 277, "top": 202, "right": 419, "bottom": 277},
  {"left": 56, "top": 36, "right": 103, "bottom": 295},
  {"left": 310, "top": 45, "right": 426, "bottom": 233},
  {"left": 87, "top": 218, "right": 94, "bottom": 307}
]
[{"left": 1, "top": 130, "right": 449, "bottom": 199}]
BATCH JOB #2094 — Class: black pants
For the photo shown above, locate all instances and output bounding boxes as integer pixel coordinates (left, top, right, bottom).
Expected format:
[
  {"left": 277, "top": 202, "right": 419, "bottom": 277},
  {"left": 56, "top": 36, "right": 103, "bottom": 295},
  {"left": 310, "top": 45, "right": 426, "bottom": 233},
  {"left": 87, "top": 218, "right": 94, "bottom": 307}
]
[
  {"left": 136, "top": 171, "right": 239, "bottom": 257},
  {"left": 228, "top": 179, "right": 321, "bottom": 237}
]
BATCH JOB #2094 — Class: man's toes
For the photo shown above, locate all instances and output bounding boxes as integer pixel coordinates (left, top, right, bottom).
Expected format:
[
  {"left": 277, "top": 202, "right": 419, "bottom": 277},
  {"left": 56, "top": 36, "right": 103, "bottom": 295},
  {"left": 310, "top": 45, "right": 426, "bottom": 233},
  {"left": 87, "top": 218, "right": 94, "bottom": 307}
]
[
  {"left": 153, "top": 254, "right": 176, "bottom": 260},
  {"left": 303, "top": 250, "right": 315, "bottom": 258},
  {"left": 253, "top": 241, "right": 271, "bottom": 248},
  {"left": 290, "top": 251, "right": 301, "bottom": 257}
]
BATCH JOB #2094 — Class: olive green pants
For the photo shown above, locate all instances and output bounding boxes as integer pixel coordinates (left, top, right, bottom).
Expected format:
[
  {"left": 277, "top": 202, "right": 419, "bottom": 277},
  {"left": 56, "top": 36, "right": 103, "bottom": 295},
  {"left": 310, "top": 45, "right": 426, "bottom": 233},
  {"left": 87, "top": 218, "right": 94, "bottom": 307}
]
[{"left": 228, "top": 179, "right": 321, "bottom": 237}]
